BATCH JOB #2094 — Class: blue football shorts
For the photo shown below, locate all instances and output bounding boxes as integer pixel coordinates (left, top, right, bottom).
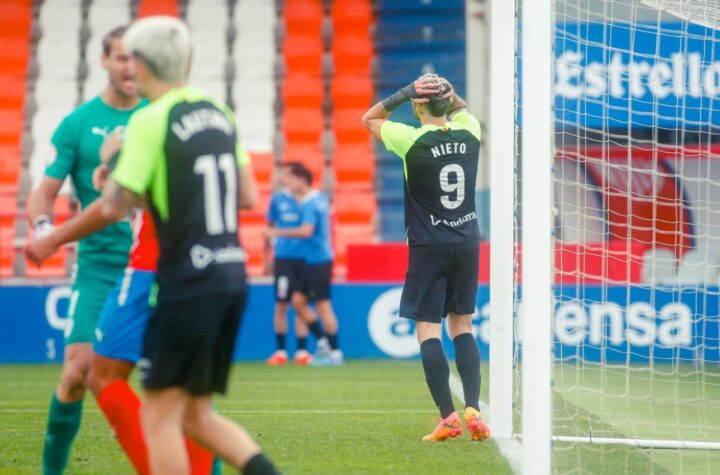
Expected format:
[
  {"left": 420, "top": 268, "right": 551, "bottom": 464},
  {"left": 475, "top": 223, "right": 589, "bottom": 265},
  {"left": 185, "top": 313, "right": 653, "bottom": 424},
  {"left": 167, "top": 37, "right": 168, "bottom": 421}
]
[{"left": 94, "top": 268, "right": 155, "bottom": 363}]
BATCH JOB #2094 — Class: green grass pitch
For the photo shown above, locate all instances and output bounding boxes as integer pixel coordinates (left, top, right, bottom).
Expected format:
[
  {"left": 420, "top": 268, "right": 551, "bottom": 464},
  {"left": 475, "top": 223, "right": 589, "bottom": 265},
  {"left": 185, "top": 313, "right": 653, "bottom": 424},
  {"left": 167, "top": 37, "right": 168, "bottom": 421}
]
[{"left": 1, "top": 361, "right": 718, "bottom": 474}]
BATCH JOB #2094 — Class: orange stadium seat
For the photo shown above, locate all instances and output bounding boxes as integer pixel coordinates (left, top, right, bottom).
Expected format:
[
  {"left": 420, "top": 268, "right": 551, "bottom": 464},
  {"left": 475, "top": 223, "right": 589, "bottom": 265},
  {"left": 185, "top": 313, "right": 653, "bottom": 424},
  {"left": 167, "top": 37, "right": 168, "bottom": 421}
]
[
  {"left": 284, "top": 0, "right": 324, "bottom": 36},
  {"left": 0, "top": 110, "right": 23, "bottom": 145},
  {"left": 331, "top": 74, "right": 373, "bottom": 109},
  {"left": 240, "top": 224, "right": 266, "bottom": 276},
  {"left": 0, "top": 3, "right": 32, "bottom": 37},
  {"left": 0, "top": 144, "right": 21, "bottom": 187},
  {"left": 333, "top": 222, "right": 375, "bottom": 271},
  {"left": 333, "top": 34, "right": 372, "bottom": 75},
  {"left": 250, "top": 152, "right": 275, "bottom": 186},
  {"left": 334, "top": 190, "right": 376, "bottom": 225},
  {"left": 283, "top": 144, "right": 325, "bottom": 181},
  {"left": 284, "top": 35, "right": 324, "bottom": 76},
  {"left": 333, "top": 108, "right": 369, "bottom": 143},
  {"left": 283, "top": 108, "right": 324, "bottom": 144},
  {"left": 0, "top": 224, "right": 14, "bottom": 278},
  {"left": 0, "top": 76, "right": 26, "bottom": 109},
  {"left": 137, "top": 0, "right": 178, "bottom": 18},
  {"left": 282, "top": 74, "right": 324, "bottom": 109},
  {"left": 240, "top": 190, "right": 271, "bottom": 226},
  {"left": 333, "top": 144, "right": 375, "bottom": 186},
  {"left": 332, "top": 0, "right": 372, "bottom": 35},
  {"left": 0, "top": 37, "right": 30, "bottom": 75},
  {"left": 0, "top": 195, "right": 17, "bottom": 228}
]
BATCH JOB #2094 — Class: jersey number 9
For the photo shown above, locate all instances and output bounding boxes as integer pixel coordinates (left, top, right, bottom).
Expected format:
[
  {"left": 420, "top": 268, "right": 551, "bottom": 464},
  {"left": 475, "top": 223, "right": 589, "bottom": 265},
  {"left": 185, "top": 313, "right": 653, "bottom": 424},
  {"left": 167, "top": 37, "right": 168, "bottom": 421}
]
[
  {"left": 194, "top": 154, "right": 238, "bottom": 235},
  {"left": 439, "top": 164, "right": 465, "bottom": 210}
]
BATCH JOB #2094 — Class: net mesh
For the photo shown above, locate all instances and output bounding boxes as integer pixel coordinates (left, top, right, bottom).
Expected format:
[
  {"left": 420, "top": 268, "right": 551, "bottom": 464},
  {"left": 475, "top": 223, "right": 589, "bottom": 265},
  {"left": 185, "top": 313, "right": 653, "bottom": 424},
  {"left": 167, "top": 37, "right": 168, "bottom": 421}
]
[{"left": 516, "top": 0, "right": 720, "bottom": 472}]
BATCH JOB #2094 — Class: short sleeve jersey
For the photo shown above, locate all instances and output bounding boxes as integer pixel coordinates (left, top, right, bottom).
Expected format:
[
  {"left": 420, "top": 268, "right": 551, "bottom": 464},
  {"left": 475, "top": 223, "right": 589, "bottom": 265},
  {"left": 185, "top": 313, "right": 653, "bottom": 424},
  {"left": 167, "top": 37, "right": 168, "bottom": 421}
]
[
  {"left": 266, "top": 190, "right": 304, "bottom": 259},
  {"left": 112, "top": 86, "right": 251, "bottom": 299},
  {"left": 298, "top": 191, "right": 333, "bottom": 264},
  {"left": 380, "top": 110, "right": 482, "bottom": 246},
  {"left": 46, "top": 97, "right": 147, "bottom": 267}
]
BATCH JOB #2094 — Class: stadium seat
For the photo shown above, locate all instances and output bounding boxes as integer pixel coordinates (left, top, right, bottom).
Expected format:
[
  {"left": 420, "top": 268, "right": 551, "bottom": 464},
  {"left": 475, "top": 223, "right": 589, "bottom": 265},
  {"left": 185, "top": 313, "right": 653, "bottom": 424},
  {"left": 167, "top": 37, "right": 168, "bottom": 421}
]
[
  {"left": 0, "top": 38, "right": 30, "bottom": 76},
  {"left": 0, "top": 224, "right": 14, "bottom": 278},
  {"left": 333, "top": 108, "right": 370, "bottom": 143},
  {"left": 283, "top": 144, "right": 325, "bottom": 181},
  {"left": 0, "top": 77, "right": 25, "bottom": 109},
  {"left": 0, "top": 144, "right": 20, "bottom": 188},
  {"left": 334, "top": 190, "right": 376, "bottom": 225},
  {"left": 333, "top": 144, "right": 375, "bottom": 185},
  {"left": 332, "top": 0, "right": 372, "bottom": 35},
  {"left": 137, "top": 0, "right": 178, "bottom": 18},
  {"left": 282, "top": 74, "right": 324, "bottom": 109},
  {"left": 283, "top": 108, "right": 324, "bottom": 144},
  {"left": 85, "top": 0, "right": 132, "bottom": 93},
  {"left": 373, "top": 0, "right": 464, "bottom": 14},
  {"left": 331, "top": 74, "right": 373, "bottom": 109},
  {"left": 0, "top": 195, "right": 17, "bottom": 228},
  {"left": 0, "top": 3, "right": 31, "bottom": 37},
  {"left": 240, "top": 190, "right": 270, "bottom": 226},
  {"left": 239, "top": 224, "right": 266, "bottom": 276},
  {"left": 284, "top": 34, "right": 324, "bottom": 76},
  {"left": 333, "top": 34, "right": 372, "bottom": 75},
  {"left": 333, "top": 222, "right": 375, "bottom": 271},
  {"left": 250, "top": 152, "right": 275, "bottom": 185},
  {"left": 187, "top": 0, "right": 227, "bottom": 94},
  {"left": 284, "top": 0, "right": 324, "bottom": 36}
]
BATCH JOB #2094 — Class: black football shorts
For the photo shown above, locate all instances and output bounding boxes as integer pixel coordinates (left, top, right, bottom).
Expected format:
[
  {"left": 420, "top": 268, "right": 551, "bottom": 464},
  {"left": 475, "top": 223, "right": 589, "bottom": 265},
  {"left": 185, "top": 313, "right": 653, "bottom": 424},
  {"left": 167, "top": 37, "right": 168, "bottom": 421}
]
[
  {"left": 400, "top": 241, "right": 480, "bottom": 323},
  {"left": 140, "top": 287, "right": 247, "bottom": 395}
]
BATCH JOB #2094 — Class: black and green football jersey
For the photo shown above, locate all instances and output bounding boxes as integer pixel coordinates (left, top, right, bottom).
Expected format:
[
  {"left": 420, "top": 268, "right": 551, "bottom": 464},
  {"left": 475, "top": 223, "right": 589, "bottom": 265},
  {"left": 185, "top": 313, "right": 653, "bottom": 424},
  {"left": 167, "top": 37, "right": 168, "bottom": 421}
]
[
  {"left": 112, "top": 86, "right": 251, "bottom": 299},
  {"left": 380, "top": 111, "right": 482, "bottom": 245}
]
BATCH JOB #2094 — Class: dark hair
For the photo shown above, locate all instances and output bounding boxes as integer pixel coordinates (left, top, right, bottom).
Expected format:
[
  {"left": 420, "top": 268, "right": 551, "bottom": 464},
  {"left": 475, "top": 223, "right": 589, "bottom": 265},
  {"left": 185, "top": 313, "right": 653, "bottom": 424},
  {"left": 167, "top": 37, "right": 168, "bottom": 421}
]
[
  {"left": 422, "top": 80, "right": 452, "bottom": 117},
  {"left": 102, "top": 26, "right": 128, "bottom": 56},
  {"left": 283, "top": 161, "right": 312, "bottom": 185}
]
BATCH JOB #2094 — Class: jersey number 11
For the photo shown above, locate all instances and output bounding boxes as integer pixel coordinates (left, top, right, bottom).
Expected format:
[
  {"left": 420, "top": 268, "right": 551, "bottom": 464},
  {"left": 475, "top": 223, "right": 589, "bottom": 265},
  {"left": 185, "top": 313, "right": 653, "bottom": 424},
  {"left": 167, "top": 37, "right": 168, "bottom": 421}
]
[{"left": 193, "top": 153, "right": 238, "bottom": 235}]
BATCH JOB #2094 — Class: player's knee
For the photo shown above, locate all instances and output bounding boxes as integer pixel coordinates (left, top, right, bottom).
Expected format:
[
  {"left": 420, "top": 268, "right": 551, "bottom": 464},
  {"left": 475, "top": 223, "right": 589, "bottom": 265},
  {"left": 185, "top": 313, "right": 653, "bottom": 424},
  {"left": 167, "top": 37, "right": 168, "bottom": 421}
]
[
  {"left": 58, "top": 366, "right": 88, "bottom": 400},
  {"left": 447, "top": 314, "right": 473, "bottom": 338},
  {"left": 182, "top": 409, "right": 212, "bottom": 439}
]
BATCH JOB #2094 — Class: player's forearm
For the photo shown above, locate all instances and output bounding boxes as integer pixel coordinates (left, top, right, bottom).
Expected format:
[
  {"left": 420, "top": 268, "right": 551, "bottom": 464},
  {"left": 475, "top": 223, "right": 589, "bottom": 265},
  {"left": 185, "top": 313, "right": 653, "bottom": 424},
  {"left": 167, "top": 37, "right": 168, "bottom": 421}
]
[
  {"left": 447, "top": 93, "right": 468, "bottom": 116},
  {"left": 362, "top": 102, "right": 390, "bottom": 140},
  {"left": 52, "top": 200, "right": 117, "bottom": 245},
  {"left": 273, "top": 226, "right": 313, "bottom": 238},
  {"left": 26, "top": 191, "right": 54, "bottom": 224}
]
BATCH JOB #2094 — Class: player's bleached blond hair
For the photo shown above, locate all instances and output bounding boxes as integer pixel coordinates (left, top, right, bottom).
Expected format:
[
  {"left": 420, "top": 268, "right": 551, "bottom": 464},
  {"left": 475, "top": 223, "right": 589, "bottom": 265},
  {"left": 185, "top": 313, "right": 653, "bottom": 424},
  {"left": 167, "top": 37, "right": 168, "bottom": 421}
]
[{"left": 123, "top": 16, "right": 191, "bottom": 83}]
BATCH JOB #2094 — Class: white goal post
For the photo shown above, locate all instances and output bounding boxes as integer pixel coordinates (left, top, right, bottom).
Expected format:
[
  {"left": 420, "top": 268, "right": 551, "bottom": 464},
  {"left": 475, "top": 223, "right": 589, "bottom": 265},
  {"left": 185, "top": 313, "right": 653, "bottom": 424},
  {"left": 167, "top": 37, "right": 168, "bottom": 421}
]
[{"left": 489, "top": 1, "right": 720, "bottom": 474}]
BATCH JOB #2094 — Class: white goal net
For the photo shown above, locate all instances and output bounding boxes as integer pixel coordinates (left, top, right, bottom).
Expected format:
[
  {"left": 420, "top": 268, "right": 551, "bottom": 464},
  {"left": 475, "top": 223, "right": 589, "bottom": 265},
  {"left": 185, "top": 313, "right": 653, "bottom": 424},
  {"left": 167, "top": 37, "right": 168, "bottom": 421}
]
[{"left": 509, "top": 0, "right": 720, "bottom": 473}]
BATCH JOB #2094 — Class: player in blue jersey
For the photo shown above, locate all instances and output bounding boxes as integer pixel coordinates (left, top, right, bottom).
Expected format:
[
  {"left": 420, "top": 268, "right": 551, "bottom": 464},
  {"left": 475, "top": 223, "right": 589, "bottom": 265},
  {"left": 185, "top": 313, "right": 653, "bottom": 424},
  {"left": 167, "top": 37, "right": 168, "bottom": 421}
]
[
  {"left": 264, "top": 170, "right": 311, "bottom": 366},
  {"left": 264, "top": 162, "right": 342, "bottom": 365}
]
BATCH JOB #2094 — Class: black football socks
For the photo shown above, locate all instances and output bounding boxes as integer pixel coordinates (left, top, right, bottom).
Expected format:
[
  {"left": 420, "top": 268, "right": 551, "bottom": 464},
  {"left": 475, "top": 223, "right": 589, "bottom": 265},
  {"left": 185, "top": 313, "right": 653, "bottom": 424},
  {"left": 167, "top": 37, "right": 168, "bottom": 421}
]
[
  {"left": 327, "top": 333, "right": 339, "bottom": 350},
  {"left": 420, "top": 338, "right": 455, "bottom": 419},
  {"left": 307, "top": 321, "right": 325, "bottom": 340},
  {"left": 275, "top": 333, "right": 286, "bottom": 352},
  {"left": 453, "top": 332, "right": 481, "bottom": 411},
  {"left": 242, "top": 453, "right": 280, "bottom": 475}
]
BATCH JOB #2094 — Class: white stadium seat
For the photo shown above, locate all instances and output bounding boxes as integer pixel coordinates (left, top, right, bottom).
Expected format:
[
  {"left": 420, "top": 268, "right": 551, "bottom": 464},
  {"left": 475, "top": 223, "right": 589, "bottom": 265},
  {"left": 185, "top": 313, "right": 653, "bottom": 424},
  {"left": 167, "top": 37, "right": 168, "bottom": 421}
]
[{"left": 85, "top": 0, "right": 131, "bottom": 96}]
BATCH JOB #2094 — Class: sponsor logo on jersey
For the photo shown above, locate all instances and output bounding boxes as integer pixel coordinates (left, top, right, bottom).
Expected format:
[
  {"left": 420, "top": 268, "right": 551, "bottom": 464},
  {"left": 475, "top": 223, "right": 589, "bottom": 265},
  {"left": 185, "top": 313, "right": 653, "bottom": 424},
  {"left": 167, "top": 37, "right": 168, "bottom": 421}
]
[
  {"left": 429, "top": 211, "right": 477, "bottom": 227},
  {"left": 190, "top": 244, "right": 247, "bottom": 270}
]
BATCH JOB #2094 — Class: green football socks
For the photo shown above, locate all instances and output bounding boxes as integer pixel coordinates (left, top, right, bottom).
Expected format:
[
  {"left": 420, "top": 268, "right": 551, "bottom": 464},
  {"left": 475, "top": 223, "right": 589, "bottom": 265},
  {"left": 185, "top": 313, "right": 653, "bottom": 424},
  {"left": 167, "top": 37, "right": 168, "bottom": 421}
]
[{"left": 42, "top": 393, "right": 83, "bottom": 475}]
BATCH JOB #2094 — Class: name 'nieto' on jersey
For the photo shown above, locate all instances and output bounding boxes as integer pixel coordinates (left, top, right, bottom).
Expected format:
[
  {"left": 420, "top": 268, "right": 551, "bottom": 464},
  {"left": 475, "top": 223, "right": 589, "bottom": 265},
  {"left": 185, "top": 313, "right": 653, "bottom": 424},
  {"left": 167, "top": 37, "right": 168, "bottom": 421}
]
[{"left": 380, "top": 110, "right": 482, "bottom": 245}]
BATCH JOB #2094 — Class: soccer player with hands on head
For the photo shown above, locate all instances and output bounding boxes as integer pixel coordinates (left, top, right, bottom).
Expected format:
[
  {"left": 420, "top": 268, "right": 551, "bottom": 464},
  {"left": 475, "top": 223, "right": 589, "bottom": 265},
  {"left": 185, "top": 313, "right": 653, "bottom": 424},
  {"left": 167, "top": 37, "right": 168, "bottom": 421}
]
[{"left": 363, "top": 73, "right": 491, "bottom": 442}]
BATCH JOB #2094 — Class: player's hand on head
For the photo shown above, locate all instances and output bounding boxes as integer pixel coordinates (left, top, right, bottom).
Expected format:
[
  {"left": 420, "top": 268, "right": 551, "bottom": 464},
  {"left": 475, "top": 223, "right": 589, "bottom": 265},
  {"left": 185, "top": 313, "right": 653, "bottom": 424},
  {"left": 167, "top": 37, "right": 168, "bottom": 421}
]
[
  {"left": 25, "top": 233, "right": 60, "bottom": 267},
  {"left": 413, "top": 74, "right": 442, "bottom": 97}
]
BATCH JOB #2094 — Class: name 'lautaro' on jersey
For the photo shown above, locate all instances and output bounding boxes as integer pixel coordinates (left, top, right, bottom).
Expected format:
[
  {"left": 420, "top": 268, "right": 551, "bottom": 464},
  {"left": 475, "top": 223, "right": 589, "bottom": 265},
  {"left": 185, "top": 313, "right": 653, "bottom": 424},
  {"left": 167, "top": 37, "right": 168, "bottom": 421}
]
[
  {"left": 171, "top": 107, "right": 234, "bottom": 142},
  {"left": 430, "top": 141, "right": 468, "bottom": 158}
]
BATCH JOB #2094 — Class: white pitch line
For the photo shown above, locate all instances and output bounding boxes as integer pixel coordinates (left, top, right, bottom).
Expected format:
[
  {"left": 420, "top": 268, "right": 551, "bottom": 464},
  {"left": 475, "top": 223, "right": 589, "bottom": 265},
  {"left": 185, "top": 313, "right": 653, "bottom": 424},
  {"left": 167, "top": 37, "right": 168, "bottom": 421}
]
[
  {"left": 0, "top": 408, "right": 436, "bottom": 415},
  {"left": 448, "top": 372, "right": 523, "bottom": 475}
]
